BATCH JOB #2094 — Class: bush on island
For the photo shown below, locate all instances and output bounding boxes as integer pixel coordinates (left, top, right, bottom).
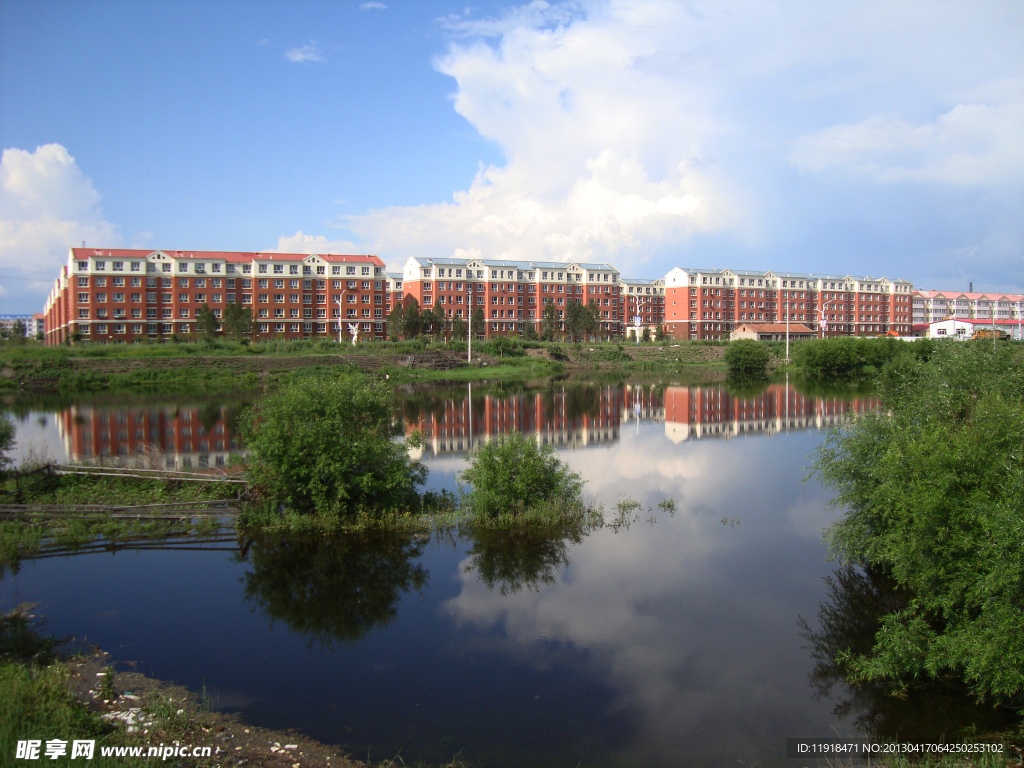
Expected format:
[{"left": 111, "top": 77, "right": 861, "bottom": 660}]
[
  {"left": 459, "top": 431, "right": 583, "bottom": 520},
  {"left": 724, "top": 339, "right": 772, "bottom": 377},
  {"left": 242, "top": 373, "right": 426, "bottom": 516}
]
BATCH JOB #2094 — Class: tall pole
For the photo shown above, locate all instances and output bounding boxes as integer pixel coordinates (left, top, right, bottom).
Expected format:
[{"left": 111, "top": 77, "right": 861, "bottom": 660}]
[
  {"left": 785, "top": 290, "right": 790, "bottom": 361},
  {"left": 467, "top": 283, "right": 472, "bottom": 363}
]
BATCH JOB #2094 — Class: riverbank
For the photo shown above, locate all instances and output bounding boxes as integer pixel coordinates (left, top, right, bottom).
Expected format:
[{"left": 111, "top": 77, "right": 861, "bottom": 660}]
[
  {"left": 0, "top": 606, "right": 469, "bottom": 768},
  {"left": 0, "top": 340, "right": 726, "bottom": 395}
]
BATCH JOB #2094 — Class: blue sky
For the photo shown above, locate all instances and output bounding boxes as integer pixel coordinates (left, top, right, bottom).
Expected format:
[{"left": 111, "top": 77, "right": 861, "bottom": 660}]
[{"left": 1, "top": 0, "right": 1022, "bottom": 312}]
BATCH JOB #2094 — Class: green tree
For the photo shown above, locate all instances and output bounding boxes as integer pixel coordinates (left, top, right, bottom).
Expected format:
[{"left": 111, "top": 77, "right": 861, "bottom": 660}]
[
  {"left": 196, "top": 303, "right": 219, "bottom": 342},
  {"left": 222, "top": 302, "right": 253, "bottom": 341},
  {"left": 655, "top": 324, "right": 666, "bottom": 342},
  {"left": 724, "top": 339, "right": 772, "bottom": 377},
  {"left": 10, "top": 320, "right": 27, "bottom": 345},
  {"left": 641, "top": 326, "right": 651, "bottom": 343},
  {"left": 451, "top": 316, "right": 467, "bottom": 341},
  {"left": 459, "top": 431, "right": 584, "bottom": 520},
  {"left": 241, "top": 374, "right": 427, "bottom": 515},
  {"left": 563, "top": 301, "right": 583, "bottom": 342},
  {"left": 386, "top": 304, "right": 404, "bottom": 341},
  {"left": 471, "top": 307, "right": 485, "bottom": 340},
  {"left": 402, "top": 298, "right": 423, "bottom": 339},
  {"left": 522, "top": 321, "right": 538, "bottom": 341},
  {"left": 541, "top": 303, "right": 559, "bottom": 341},
  {"left": 814, "top": 341, "right": 1024, "bottom": 703}
]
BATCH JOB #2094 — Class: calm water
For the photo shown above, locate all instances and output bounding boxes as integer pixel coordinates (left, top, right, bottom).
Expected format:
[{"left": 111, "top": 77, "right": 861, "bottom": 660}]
[{"left": 1, "top": 378, "right": 944, "bottom": 766}]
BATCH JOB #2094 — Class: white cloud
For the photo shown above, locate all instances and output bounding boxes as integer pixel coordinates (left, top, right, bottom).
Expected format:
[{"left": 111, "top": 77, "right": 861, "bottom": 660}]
[
  {"left": 271, "top": 231, "right": 361, "bottom": 254},
  {"left": 788, "top": 79, "right": 1024, "bottom": 185},
  {"left": 359, "top": 2, "right": 388, "bottom": 9},
  {"left": 337, "top": 0, "right": 1023, "bottom": 279},
  {"left": 0, "top": 144, "right": 120, "bottom": 298},
  {"left": 285, "top": 40, "right": 325, "bottom": 63}
]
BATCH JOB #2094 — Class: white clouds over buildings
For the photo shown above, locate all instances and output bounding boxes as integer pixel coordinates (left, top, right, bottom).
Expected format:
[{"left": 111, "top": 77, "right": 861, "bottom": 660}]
[
  {"left": 327, "top": 0, "right": 1023, "bottom": 282},
  {"left": 0, "top": 144, "right": 120, "bottom": 295}
]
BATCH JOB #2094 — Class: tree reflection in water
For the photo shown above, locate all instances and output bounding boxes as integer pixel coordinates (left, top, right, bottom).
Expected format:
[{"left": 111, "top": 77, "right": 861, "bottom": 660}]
[
  {"left": 800, "top": 567, "right": 1018, "bottom": 742},
  {"left": 462, "top": 523, "right": 594, "bottom": 596},
  {"left": 238, "top": 530, "right": 428, "bottom": 647}
]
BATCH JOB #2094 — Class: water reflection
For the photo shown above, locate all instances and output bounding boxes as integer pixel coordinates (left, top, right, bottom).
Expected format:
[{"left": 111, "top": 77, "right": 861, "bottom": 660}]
[
  {"left": 462, "top": 523, "right": 596, "bottom": 596},
  {"left": 238, "top": 530, "right": 429, "bottom": 648},
  {"left": 401, "top": 381, "right": 881, "bottom": 457},
  {"left": 53, "top": 401, "right": 248, "bottom": 470},
  {"left": 800, "top": 567, "right": 1019, "bottom": 743}
]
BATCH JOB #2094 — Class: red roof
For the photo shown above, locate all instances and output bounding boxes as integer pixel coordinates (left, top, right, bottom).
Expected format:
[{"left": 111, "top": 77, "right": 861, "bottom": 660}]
[
  {"left": 69, "top": 248, "right": 382, "bottom": 265},
  {"left": 735, "top": 323, "right": 814, "bottom": 333}
]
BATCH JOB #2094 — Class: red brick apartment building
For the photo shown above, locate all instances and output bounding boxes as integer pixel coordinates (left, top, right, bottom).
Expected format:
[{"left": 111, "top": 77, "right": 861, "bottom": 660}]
[
  {"left": 663, "top": 268, "right": 914, "bottom": 341},
  {"left": 401, "top": 256, "right": 625, "bottom": 338},
  {"left": 43, "top": 248, "right": 391, "bottom": 344}
]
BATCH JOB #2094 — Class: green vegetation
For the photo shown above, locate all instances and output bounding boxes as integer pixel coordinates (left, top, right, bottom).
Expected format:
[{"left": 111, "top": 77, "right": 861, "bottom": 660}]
[
  {"left": 242, "top": 373, "right": 426, "bottom": 516},
  {"left": 814, "top": 341, "right": 1024, "bottom": 707},
  {"left": 793, "top": 336, "right": 935, "bottom": 377},
  {"left": 459, "top": 431, "right": 585, "bottom": 521},
  {"left": 724, "top": 338, "right": 772, "bottom": 377}
]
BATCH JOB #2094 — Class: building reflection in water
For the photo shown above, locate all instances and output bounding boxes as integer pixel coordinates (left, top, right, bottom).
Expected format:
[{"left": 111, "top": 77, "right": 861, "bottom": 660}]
[
  {"left": 51, "top": 383, "right": 881, "bottom": 468},
  {"left": 403, "top": 382, "right": 882, "bottom": 458},
  {"left": 57, "top": 403, "right": 244, "bottom": 471}
]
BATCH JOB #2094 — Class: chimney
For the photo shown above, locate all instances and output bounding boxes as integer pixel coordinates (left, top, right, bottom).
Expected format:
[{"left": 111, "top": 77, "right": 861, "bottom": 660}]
[{"left": 969, "top": 282, "right": 973, "bottom": 293}]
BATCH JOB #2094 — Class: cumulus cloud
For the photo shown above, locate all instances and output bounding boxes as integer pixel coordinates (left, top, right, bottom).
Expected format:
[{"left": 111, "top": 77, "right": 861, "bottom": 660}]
[
  {"left": 342, "top": 1, "right": 734, "bottom": 272},
  {"left": 336, "top": 0, "right": 1023, "bottom": 281},
  {"left": 285, "top": 40, "right": 325, "bottom": 63},
  {"left": 788, "top": 79, "right": 1024, "bottom": 185},
  {"left": 271, "top": 230, "right": 361, "bottom": 254},
  {"left": 0, "top": 144, "right": 120, "bottom": 300}
]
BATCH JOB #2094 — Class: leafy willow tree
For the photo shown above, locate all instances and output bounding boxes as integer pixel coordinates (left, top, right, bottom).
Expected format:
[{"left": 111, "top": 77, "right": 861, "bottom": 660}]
[
  {"left": 222, "top": 302, "right": 252, "bottom": 340},
  {"left": 814, "top": 341, "right": 1024, "bottom": 703},
  {"left": 242, "top": 373, "right": 427, "bottom": 515}
]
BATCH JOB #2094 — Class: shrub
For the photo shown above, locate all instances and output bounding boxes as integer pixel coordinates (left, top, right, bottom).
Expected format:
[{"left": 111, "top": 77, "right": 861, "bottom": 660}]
[
  {"left": 242, "top": 373, "right": 426, "bottom": 516},
  {"left": 814, "top": 342, "right": 1024, "bottom": 702},
  {"left": 459, "top": 432, "right": 584, "bottom": 520},
  {"left": 794, "top": 336, "right": 902, "bottom": 377},
  {"left": 724, "top": 339, "right": 771, "bottom": 377}
]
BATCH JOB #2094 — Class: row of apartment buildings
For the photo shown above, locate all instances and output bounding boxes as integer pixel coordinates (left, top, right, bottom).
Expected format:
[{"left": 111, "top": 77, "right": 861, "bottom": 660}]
[
  {"left": 53, "top": 383, "right": 882, "bottom": 469},
  {"left": 40, "top": 247, "right": 1023, "bottom": 344}
]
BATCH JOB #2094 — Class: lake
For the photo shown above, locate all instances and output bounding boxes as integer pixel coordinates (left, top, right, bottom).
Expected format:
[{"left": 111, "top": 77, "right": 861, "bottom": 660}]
[{"left": 1, "top": 376, "right": 932, "bottom": 767}]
